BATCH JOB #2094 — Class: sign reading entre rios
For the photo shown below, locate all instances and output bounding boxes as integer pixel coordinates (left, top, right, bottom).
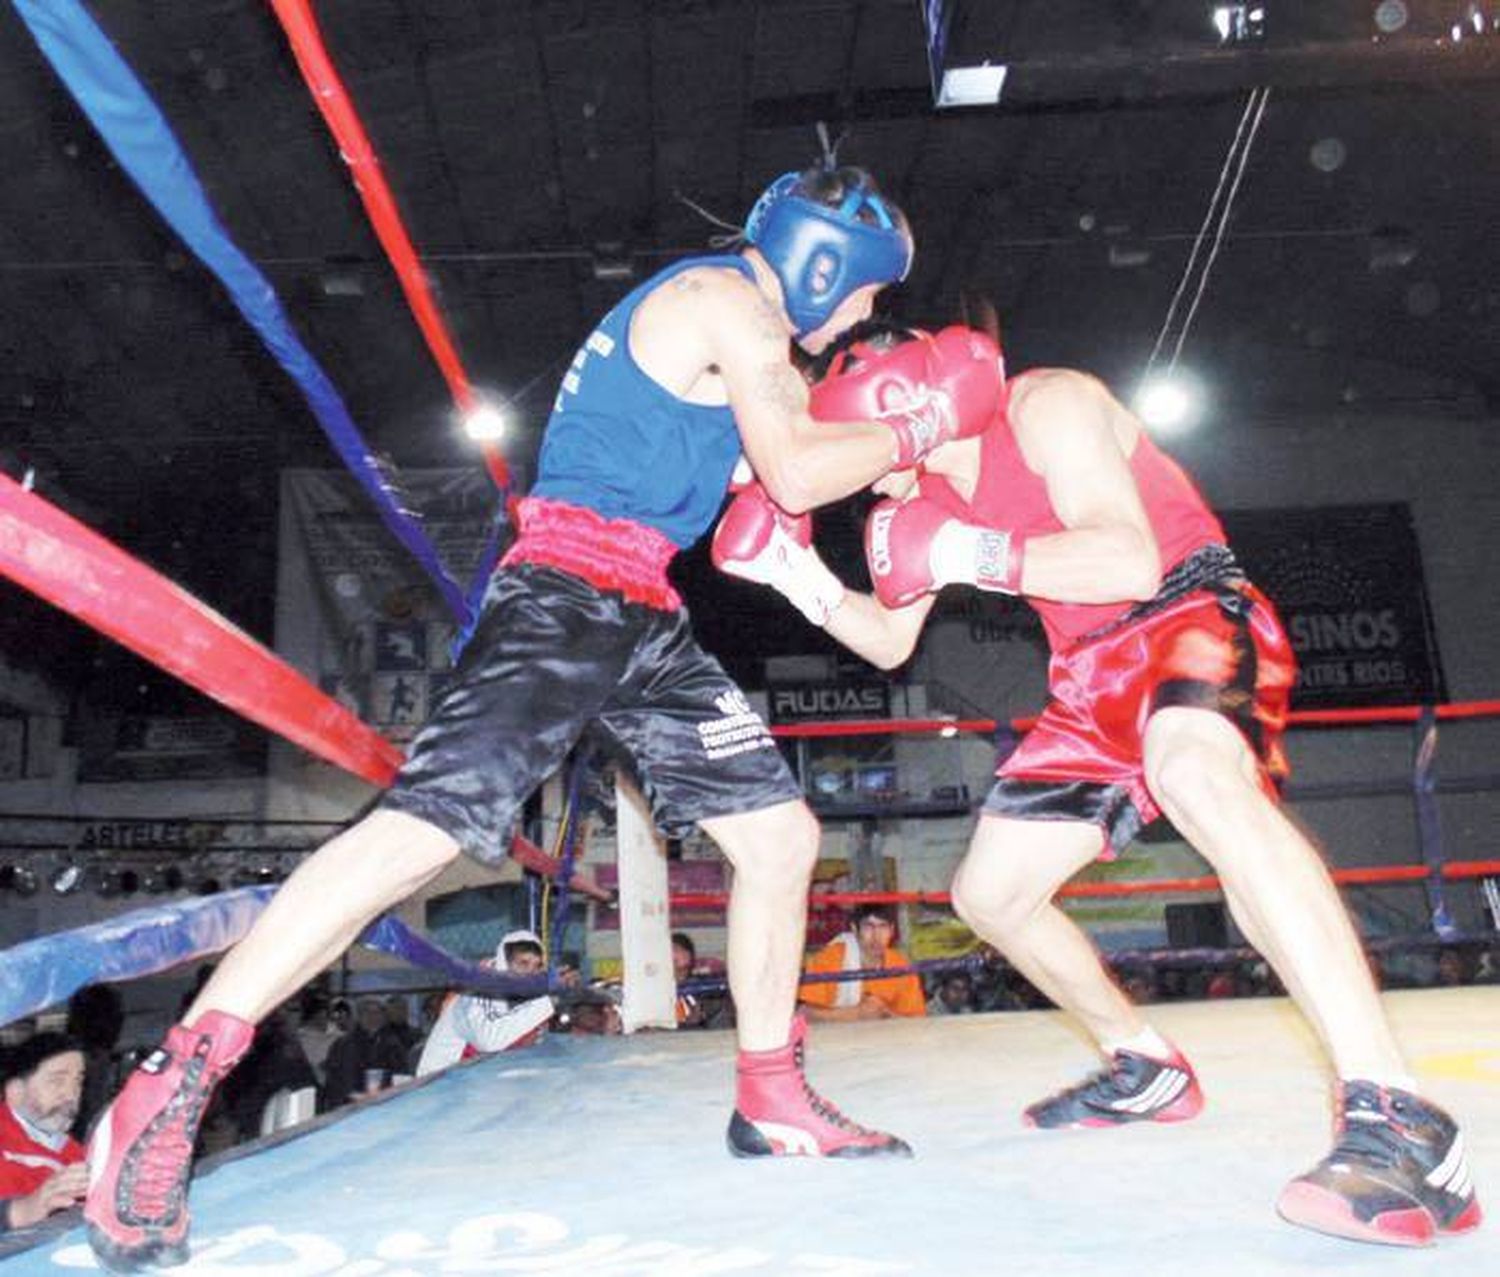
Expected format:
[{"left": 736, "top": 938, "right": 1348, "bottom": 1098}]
[{"left": 1220, "top": 503, "right": 1446, "bottom": 710}]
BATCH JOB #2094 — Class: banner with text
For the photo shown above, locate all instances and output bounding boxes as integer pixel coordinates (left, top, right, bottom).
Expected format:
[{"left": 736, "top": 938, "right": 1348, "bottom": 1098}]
[
  {"left": 767, "top": 679, "right": 891, "bottom": 724},
  {"left": 269, "top": 468, "right": 510, "bottom": 817},
  {"left": 1220, "top": 503, "right": 1445, "bottom": 709}
]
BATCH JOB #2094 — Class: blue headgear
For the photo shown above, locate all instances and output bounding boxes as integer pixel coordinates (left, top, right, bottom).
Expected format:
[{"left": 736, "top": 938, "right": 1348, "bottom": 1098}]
[{"left": 744, "top": 171, "right": 913, "bottom": 338}]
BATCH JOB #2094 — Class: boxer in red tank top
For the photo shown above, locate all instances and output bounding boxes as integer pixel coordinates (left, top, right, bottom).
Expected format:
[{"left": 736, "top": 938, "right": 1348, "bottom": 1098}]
[{"left": 738, "top": 327, "right": 1480, "bottom": 1248}]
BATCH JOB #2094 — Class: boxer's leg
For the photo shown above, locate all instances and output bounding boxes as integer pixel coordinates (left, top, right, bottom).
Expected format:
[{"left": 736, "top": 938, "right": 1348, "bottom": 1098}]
[
  {"left": 952, "top": 815, "right": 1126, "bottom": 1042},
  {"left": 699, "top": 800, "right": 818, "bottom": 1052},
  {"left": 191, "top": 812, "right": 459, "bottom": 1024},
  {"left": 705, "top": 800, "right": 911, "bottom": 1158},
  {"left": 1144, "top": 707, "right": 1402, "bottom": 1081},
  {"left": 1144, "top": 705, "right": 1480, "bottom": 1244},
  {"left": 952, "top": 814, "right": 1202, "bottom": 1128}
]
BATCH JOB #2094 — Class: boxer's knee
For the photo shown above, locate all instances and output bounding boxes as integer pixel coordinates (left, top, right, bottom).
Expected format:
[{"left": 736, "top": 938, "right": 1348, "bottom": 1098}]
[
  {"left": 1147, "top": 738, "right": 1262, "bottom": 842},
  {"left": 952, "top": 817, "right": 1098, "bottom": 940},
  {"left": 311, "top": 809, "right": 461, "bottom": 902},
  {"left": 707, "top": 800, "right": 819, "bottom": 890}
]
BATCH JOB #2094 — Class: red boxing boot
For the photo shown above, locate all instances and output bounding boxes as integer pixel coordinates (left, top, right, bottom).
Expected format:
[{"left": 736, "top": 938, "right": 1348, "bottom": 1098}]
[
  {"left": 727, "top": 1014, "right": 912, "bottom": 1158},
  {"left": 85, "top": 1010, "right": 255, "bottom": 1271}
]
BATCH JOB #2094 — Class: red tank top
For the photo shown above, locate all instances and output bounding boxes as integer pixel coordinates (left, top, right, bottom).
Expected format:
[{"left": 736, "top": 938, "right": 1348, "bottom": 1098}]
[{"left": 928, "top": 375, "right": 1225, "bottom": 650}]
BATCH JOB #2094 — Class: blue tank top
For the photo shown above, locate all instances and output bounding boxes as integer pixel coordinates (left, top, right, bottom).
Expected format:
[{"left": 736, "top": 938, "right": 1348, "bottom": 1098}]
[{"left": 531, "top": 254, "right": 753, "bottom": 548}]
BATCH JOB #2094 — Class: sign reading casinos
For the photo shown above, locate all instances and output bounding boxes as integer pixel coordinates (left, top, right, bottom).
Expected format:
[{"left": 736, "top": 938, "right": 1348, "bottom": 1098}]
[{"left": 1219, "top": 503, "right": 1446, "bottom": 710}]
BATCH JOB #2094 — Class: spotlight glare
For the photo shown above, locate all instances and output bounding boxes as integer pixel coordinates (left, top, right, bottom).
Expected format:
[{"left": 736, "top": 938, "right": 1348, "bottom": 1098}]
[
  {"left": 1135, "top": 374, "right": 1201, "bottom": 433},
  {"left": 51, "top": 862, "right": 85, "bottom": 895},
  {"left": 461, "top": 402, "right": 509, "bottom": 443}
]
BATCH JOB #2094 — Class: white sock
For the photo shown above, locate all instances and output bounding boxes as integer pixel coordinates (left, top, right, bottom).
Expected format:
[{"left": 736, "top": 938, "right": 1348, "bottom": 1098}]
[
  {"left": 1102, "top": 1025, "right": 1175, "bottom": 1061},
  {"left": 1341, "top": 1071, "right": 1419, "bottom": 1095}
]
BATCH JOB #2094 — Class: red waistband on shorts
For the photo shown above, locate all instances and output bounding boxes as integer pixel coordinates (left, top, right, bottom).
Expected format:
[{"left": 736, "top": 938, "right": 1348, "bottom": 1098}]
[{"left": 501, "top": 497, "right": 682, "bottom": 610}]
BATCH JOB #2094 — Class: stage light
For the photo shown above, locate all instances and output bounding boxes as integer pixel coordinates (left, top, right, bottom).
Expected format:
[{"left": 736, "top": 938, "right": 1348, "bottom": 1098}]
[
  {"left": 1374, "top": 0, "right": 1409, "bottom": 34},
  {"left": 0, "top": 865, "right": 39, "bottom": 897},
  {"left": 1212, "top": 4, "right": 1265, "bottom": 43},
  {"left": 141, "top": 864, "right": 184, "bottom": 894},
  {"left": 461, "top": 401, "right": 510, "bottom": 443},
  {"left": 51, "top": 861, "right": 86, "bottom": 895},
  {"left": 1135, "top": 373, "right": 1203, "bottom": 434}
]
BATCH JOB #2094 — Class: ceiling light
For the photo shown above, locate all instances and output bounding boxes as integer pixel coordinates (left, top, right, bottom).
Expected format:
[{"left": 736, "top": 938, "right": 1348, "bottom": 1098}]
[
  {"left": 1373, "top": 1, "right": 1409, "bottom": 34},
  {"left": 1135, "top": 373, "right": 1202, "bottom": 433},
  {"left": 461, "top": 401, "right": 510, "bottom": 443},
  {"left": 935, "top": 63, "right": 1008, "bottom": 108},
  {"left": 1212, "top": 5, "right": 1266, "bottom": 43}
]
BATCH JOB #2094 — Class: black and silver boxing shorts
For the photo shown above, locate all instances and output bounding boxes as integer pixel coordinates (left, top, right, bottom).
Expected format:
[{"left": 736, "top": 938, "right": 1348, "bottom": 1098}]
[{"left": 378, "top": 564, "right": 803, "bottom": 864}]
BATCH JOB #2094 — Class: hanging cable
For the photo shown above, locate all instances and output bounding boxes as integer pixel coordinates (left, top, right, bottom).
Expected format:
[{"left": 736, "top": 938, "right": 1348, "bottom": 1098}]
[{"left": 1145, "top": 86, "right": 1272, "bottom": 378}]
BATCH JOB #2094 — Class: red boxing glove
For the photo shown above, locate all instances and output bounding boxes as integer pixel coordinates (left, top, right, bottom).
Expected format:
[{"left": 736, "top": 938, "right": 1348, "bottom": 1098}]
[
  {"left": 808, "top": 330, "right": 936, "bottom": 424},
  {"left": 883, "top": 325, "right": 1005, "bottom": 468},
  {"left": 864, "top": 495, "right": 1022, "bottom": 609},
  {"left": 712, "top": 482, "right": 847, "bottom": 625}
]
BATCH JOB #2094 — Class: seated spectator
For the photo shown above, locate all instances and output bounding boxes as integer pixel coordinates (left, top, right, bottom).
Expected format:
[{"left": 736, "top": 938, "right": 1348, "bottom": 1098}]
[
  {"left": 294, "top": 990, "right": 342, "bottom": 1088},
  {"left": 217, "top": 1006, "right": 318, "bottom": 1141},
  {"left": 321, "top": 998, "right": 409, "bottom": 1109},
  {"left": 415, "top": 930, "right": 554, "bottom": 1075},
  {"left": 799, "top": 904, "right": 927, "bottom": 1022},
  {"left": 558, "top": 988, "right": 624, "bottom": 1036},
  {"left": 671, "top": 932, "right": 731, "bottom": 1029},
  {"left": 1435, "top": 947, "right": 1472, "bottom": 988},
  {"left": 65, "top": 984, "right": 125, "bottom": 1142},
  {"left": 1, "top": 1033, "right": 87, "bottom": 1231},
  {"left": 928, "top": 970, "right": 976, "bottom": 1016},
  {"left": 377, "top": 995, "right": 422, "bottom": 1072}
]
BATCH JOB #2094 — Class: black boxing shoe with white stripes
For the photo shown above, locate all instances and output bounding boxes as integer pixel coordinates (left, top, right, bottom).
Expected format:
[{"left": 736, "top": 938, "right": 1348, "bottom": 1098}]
[
  {"left": 1023, "top": 1047, "right": 1204, "bottom": 1129},
  {"left": 1276, "top": 1080, "right": 1482, "bottom": 1247}
]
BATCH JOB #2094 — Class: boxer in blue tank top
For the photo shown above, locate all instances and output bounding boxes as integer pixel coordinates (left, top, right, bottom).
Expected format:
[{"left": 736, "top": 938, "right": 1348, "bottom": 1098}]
[{"left": 89, "top": 162, "right": 1009, "bottom": 1269}]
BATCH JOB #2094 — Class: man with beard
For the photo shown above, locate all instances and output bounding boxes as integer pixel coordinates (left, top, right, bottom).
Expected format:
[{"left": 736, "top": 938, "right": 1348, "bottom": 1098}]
[{"left": 2, "top": 1033, "right": 88, "bottom": 1230}]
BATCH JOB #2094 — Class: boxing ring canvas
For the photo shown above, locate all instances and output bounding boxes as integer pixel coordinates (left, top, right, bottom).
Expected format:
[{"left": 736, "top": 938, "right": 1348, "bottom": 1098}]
[{"left": 7, "top": 987, "right": 1497, "bottom": 1275}]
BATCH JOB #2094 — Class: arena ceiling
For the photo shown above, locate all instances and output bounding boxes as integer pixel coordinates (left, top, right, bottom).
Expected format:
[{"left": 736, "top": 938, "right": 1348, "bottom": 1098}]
[{"left": 1, "top": 0, "right": 1498, "bottom": 696}]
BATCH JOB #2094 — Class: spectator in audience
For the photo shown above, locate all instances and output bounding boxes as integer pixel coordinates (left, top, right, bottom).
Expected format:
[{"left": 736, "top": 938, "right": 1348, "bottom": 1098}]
[
  {"left": 1204, "top": 971, "right": 1238, "bottom": 1000},
  {"left": 1, "top": 1033, "right": 87, "bottom": 1231},
  {"left": 560, "top": 990, "right": 624, "bottom": 1036},
  {"left": 329, "top": 998, "right": 354, "bottom": 1034},
  {"left": 673, "top": 932, "right": 708, "bottom": 1028},
  {"left": 671, "top": 932, "right": 733, "bottom": 1029},
  {"left": 65, "top": 984, "right": 125, "bottom": 1141},
  {"left": 928, "top": 970, "right": 976, "bottom": 1016},
  {"left": 293, "top": 990, "right": 341, "bottom": 1088},
  {"left": 416, "top": 930, "right": 555, "bottom": 1075},
  {"left": 321, "top": 999, "right": 408, "bottom": 1109},
  {"left": 1435, "top": 947, "right": 1471, "bottom": 988},
  {"left": 377, "top": 996, "right": 422, "bottom": 1071},
  {"left": 799, "top": 904, "right": 927, "bottom": 1021},
  {"left": 216, "top": 1006, "right": 318, "bottom": 1141}
]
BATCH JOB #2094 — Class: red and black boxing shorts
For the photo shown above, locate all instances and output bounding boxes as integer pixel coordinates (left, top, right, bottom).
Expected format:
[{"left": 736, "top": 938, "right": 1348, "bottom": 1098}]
[
  {"left": 378, "top": 505, "right": 803, "bottom": 864},
  {"left": 982, "top": 545, "right": 1295, "bottom": 858}
]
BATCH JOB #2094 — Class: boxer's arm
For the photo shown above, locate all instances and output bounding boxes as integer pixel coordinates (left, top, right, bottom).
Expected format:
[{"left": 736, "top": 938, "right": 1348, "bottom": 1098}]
[
  {"left": 1009, "top": 371, "right": 1162, "bottom": 603},
  {"left": 699, "top": 274, "right": 897, "bottom": 513},
  {"left": 822, "top": 588, "right": 935, "bottom": 671}
]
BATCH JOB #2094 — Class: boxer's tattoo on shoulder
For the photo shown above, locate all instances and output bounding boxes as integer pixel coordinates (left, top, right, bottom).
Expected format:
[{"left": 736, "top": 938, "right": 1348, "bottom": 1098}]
[
  {"left": 753, "top": 296, "right": 787, "bottom": 343},
  {"left": 756, "top": 361, "right": 804, "bottom": 415},
  {"left": 672, "top": 272, "right": 703, "bottom": 293}
]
